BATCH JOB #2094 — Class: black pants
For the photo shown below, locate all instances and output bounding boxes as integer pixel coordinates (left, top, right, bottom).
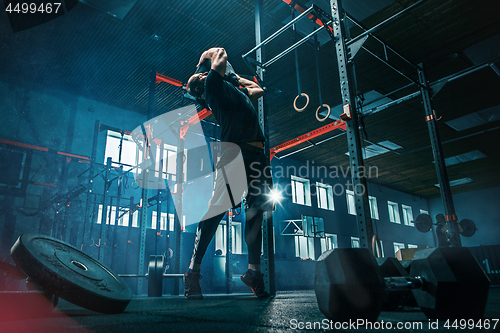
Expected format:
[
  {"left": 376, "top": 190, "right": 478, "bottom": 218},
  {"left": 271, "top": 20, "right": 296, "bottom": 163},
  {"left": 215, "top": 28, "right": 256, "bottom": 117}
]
[{"left": 190, "top": 143, "right": 272, "bottom": 266}]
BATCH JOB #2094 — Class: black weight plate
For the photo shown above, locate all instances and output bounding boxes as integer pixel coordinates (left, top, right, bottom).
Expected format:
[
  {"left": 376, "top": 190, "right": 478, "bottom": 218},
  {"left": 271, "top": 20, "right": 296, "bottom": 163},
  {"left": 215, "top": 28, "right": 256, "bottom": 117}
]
[
  {"left": 415, "top": 213, "right": 433, "bottom": 233},
  {"left": 459, "top": 219, "right": 477, "bottom": 237},
  {"left": 11, "top": 234, "right": 132, "bottom": 314},
  {"left": 147, "top": 255, "right": 163, "bottom": 297}
]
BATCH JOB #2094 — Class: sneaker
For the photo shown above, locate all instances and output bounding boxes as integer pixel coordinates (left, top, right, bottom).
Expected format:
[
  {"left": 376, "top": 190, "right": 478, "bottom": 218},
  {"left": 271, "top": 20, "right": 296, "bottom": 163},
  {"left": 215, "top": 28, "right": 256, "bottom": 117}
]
[
  {"left": 184, "top": 272, "right": 203, "bottom": 300},
  {"left": 240, "top": 270, "right": 270, "bottom": 298}
]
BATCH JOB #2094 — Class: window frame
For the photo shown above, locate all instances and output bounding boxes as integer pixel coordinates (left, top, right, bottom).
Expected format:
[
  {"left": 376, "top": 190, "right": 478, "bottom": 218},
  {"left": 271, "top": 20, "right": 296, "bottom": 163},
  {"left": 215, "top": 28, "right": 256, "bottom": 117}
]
[
  {"left": 369, "top": 196, "right": 379, "bottom": 220},
  {"left": 346, "top": 190, "right": 356, "bottom": 215},
  {"left": 291, "top": 175, "right": 311, "bottom": 206},
  {"left": 316, "top": 182, "right": 334, "bottom": 211},
  {"left": 393, "top": 242, "right": 405, "bottom": 256},
  {"left": 402, "top": 204, "right": 414, "bottom": 226},
  {"left": 387, "top": 201, "right": 401, "bottom": 224}
]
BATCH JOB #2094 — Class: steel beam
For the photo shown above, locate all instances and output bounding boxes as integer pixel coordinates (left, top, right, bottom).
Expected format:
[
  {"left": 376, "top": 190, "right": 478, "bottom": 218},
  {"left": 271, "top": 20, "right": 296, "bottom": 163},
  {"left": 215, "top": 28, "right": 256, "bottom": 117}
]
[
  {"left": 255, "top": 0, "right": 276, "bottom": 296},
  {"left": 225, "top": 212, "right": 233, "bottom": 294},
  {"left": 243, "top": 6, "right": 315, "bottom": 58},
  {"left": 418, "top": 65, "right": 461, "bottom": 247},
  {"left": 346, "top": 0, "right": 427, "bottom": 47},
  {"left": 330, "top": 0, "right": 374, "bottom": 250}
]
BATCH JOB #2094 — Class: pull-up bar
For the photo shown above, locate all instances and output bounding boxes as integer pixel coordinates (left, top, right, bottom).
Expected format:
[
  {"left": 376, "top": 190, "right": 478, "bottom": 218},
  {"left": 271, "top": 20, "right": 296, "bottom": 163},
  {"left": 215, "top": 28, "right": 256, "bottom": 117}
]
[
  {"left": 346, "top": 0, "right": 427, "bottom": 47},
  {"left": 264, "top": 21, "right": 331, "bottom": 67},
  {"left": 242, "top": 6, "right": 315, "bottom": 59}
]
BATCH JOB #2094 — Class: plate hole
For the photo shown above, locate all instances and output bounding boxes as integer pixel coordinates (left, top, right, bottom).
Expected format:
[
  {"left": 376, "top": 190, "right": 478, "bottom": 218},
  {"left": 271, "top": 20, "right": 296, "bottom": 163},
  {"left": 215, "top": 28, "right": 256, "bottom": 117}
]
[{"left": 71, "top": 260, "right": 88, "bottom": 271}]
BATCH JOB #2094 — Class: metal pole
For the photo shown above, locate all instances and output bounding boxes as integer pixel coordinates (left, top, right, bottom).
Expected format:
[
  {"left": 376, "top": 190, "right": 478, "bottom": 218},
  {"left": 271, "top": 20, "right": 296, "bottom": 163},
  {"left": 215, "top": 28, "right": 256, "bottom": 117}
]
[
  {"left": 293, "top": 10, "right": 302, "bottom": 95},
  {"left": 331, "top": 0, "right": 374, "bottom": 250},
  {"left": 243, "top": 6, "right": 315, "bottom": 58},
  {"left": 264, "top": 24, "right": 331, "bottom": 67},
  {"left": 173, "top": 136, "right": 185, "bottom": 295},
  {"left": 124, "top": 196, "right": 134, "bottom": 275},
  {"left": 99, "top": 157, "right": 112, "bottom": 262},
  {"left": 225, "top": 212, "right": 233, "bottom": 294},
  {"left": 314, "top": 32, "right": 323, "bottom": 105},
  {"left": 156, "top": 138, "right": 164, "bottom": 256},
  {"left": 138, "top": 68, "right": 157, "bottom": 294},
  {"left": 255, "top": 0, "right": 276, "bottom": 296},
  {"left": 417, "top": 64, "right": 461, "bottom": 247},
  {"left": 346, "top": 0, "right": 427, "bottom": 46},
  {"left": 82, "top": 120, "right": 100, "bottom": 251},
  {"left": 344, "top": 13, "right": 420, "bottom": 70}
]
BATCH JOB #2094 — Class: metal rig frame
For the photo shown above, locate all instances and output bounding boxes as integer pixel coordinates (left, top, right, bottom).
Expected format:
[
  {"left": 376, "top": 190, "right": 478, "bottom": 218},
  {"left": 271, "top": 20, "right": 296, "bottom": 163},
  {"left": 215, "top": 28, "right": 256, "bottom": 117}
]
[{"left": 242, "top": 0, "right": 494, "bottom": 249}]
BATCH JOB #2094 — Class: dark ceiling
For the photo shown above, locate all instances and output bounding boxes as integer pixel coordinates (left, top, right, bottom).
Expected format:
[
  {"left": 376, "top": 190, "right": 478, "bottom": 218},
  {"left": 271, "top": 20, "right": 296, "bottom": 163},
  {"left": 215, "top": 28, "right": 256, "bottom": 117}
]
[{"left": 1, "top": 0, "right": 500, "bottom": 199}]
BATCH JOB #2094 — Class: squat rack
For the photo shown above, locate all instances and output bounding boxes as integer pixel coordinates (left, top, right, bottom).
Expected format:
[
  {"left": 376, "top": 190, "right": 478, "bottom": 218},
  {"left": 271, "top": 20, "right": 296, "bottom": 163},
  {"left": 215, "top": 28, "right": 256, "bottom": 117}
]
[{"left": 243, "top": 0, "right": 482, "bottom": 249}]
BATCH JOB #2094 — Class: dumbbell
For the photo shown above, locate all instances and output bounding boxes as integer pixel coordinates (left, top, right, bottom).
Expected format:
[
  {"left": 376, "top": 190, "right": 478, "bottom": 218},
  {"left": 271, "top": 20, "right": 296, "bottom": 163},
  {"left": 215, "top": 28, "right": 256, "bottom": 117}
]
[
  {"left": 314, "top": 247, "right": 490, "bottom": 322},
  {"left": 376, "top": 257, "right": 409, "bottom": 311}
]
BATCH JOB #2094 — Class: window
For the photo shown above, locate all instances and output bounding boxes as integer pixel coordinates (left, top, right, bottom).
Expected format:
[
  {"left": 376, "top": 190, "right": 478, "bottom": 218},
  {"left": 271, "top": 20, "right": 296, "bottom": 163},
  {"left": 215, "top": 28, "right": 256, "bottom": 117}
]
[
  {"left": 402, "top": 205, "right": 414, "bottom": 226},
  {"left": 374, "top": 239, "right": 385, "bottom": 257},
  {"left": 321, "top": 234, "right": 338, "bottom": 254},
  {"left": 408, "top": 244, "right": 418, "bottom": 249},
  {"left": 104, "top": 130, "right": 185, "bottom": 181},
  {"left": 316, "top": 182, "right": 334, "bottom": 210},
  {"left": 393, "top": 242, "right": 405, "bottom": 256},
  {"left": 369, "top": 196, "right": 379, "bottom": 220},
  {"left": 295, "top": 235, "right": 315, "bottom": 259},
  {"left": 96, "top": 204, "right": 138, "bottom": 226},
  {"left": 346, "top": 190, "right": 356, "bottom": 215},
  {"left": 215, "top": 221, "right": 242, "bottom": 255},
  {"left": 388, "top": 201, "right": 401, "bottom": 224},
  {"left": 351, "top": 237, "right": 360, "bottom": 248},
  {"left": 303, "top": 216, "right": 325, "bottom": 238},
  {"left": 151, "top": 211, "right": 177, "bottom": 231},
  {"left": 104, "top": 131, "right": 140, "bottom": 170},
  {"left": 420, "top": 209, "right": 429, "bottom": 215},
  {"left": 291, "top": 175, "right": 311, "bottom": 206}
]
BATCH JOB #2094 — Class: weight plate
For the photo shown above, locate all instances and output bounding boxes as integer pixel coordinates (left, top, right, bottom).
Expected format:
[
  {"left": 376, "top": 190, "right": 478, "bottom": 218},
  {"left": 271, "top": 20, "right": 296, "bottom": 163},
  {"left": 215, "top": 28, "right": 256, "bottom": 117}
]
[
  {"left": 459, "top": 219, "right": 477, "bottom": 237},
  {"left": 415, "top": 213, "right": 433, "bottom": 233},
  {"left": 147, "top": 255, "right": 163, "bottom": 297},
  {"left": 11, "top": 234, "right": 132, "bottom": 314}
]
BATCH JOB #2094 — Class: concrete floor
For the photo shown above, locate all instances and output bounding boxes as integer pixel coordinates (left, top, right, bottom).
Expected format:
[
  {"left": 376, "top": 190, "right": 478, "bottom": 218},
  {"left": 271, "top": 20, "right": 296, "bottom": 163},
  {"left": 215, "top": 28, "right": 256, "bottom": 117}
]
[{"left": 1, "top": 288, "right": 499, "bottom": 333}]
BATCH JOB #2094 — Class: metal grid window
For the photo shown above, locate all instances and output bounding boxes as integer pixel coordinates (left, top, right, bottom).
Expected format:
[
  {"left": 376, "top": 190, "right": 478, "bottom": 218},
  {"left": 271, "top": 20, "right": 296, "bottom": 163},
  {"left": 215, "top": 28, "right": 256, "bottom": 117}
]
[{"left": 104, "top": 130, "right": 184, "bottom": 180}]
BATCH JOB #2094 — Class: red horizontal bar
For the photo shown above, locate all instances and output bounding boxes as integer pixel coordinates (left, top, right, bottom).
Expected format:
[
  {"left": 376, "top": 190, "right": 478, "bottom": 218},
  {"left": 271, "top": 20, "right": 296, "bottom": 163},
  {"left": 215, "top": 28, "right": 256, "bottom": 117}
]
[
  {"left": 30, "top": 181, "right": 57, "bottom": 188},
  {"left": 180, "top": 108, "right": 212, "bottom": 140},
  {"left": 156, "top": 73, "right": 184, "bottom": 87},
  {"left": 282, "top": 0, "right": 333, "bottom": 32},
  {"left": 270, "top": 120, "right": 346, "bottom": 159},
  {"left": 57, "top": 151, "right": 90, "bottom": 160},
  {"left": 0, "top": 138, "right": 90, "bottom": 162},
  {"left": 0, "top": 138, "right": 48, "bottom": 152}
]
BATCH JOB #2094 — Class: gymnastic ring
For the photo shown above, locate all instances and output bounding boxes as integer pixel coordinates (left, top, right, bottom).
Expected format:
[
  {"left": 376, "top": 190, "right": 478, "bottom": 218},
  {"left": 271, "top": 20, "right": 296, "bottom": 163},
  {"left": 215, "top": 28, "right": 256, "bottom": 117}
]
[
  {"left": 293, "top": 93, "right": 309, "bottom": 112},
  {"left": 130, "top": 180, "right": 140, "bottom": 189},
  {"left": 315, "top": 104, "right": 331, "bottom": 122},
  {"left": 372, "top": 234, "right": 383, "bottom": 258}
]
